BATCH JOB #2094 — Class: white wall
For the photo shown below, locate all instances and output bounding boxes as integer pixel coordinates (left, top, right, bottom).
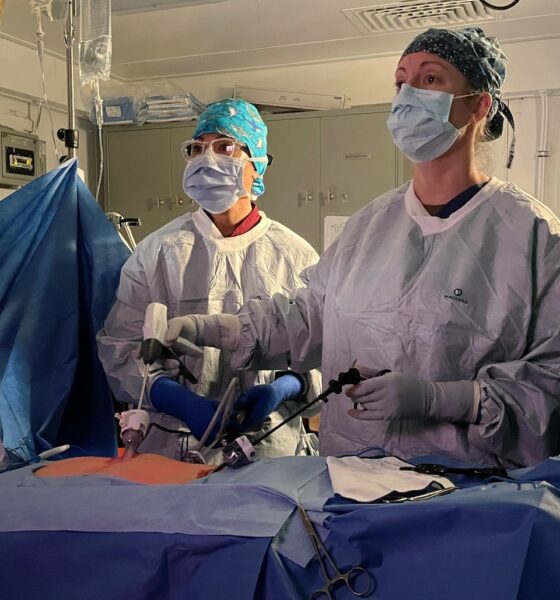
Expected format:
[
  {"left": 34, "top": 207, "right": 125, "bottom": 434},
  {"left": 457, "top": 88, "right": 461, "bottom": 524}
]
[
  {"left": 474, "top": 94, "right": 560, "bottom": 216},
  {"left": 160, "top": 36, "right": 560, "bottom": 216},
  {"left": 4, "top": 29, "right": 555, "bottom": 212},
  {"left": 0, "top": 35, "right": 96, "bottom": 193},
  {"left": 543, "top": 96, "right": 560, "bottom": 215},
  {"left": 157, "top": 37, "right": 560, "bottom": 107}
]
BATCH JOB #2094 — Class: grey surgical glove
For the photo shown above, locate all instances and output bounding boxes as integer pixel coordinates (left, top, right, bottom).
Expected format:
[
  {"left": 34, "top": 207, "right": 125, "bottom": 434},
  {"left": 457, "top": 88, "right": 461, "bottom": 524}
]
[
  {"left": 165, "top": 314, "right": 240, "bottom": 352},
  {"left": 148, "top": 358, "right": 180, "bottom": 380},
  {"left": 346, "top": 371, "right": 477, "bottom": 423}
]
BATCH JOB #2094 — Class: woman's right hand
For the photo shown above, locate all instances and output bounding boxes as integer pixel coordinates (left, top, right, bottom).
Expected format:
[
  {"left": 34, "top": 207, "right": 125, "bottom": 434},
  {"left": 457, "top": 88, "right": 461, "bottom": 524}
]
[{"left": 165, "top": 314, "right": 241, "bottom": 352}]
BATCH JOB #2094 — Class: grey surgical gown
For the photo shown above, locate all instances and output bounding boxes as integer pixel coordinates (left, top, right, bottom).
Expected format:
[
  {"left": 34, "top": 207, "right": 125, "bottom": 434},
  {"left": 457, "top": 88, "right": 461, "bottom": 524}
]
[
  {"left": 234, "top": 178, "right": 560, "bottom": 467},
  {"left": 97, "top": 208, "right": 320, "bottom": 460}
]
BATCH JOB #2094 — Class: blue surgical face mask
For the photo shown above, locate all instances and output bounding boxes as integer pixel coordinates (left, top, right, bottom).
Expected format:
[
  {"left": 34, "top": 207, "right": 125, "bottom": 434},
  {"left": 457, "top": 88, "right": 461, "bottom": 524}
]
[
  {"left": 183, "top": 154, "right": 249, "bottom": 214},
  {"left": 387, "top": 84, "right": 474, "bottom": 163}
]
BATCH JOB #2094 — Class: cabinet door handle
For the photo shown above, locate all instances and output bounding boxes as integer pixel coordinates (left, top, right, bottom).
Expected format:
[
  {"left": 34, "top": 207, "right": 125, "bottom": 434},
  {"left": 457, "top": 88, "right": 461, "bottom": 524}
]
[
  {"left": 305, "top": 190, "right": 313, "bottom": 205},
  {"left": 158, "top": 197, "right": 165, "bottom": 207},
  {"left": 175, "top": 195, "right": 184, "bottom": 206},
  {"left": 328, "top": 189, "right": 335, "bottom": 204},
  {"left": 341, "top": 193, "right": 349, "bottom": 203}
]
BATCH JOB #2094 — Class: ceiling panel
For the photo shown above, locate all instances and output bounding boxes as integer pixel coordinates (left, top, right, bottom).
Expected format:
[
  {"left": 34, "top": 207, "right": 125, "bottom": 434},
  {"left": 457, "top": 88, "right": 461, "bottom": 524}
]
[{"left": 0, "top": 0, "right": 558, "bottom": 79}]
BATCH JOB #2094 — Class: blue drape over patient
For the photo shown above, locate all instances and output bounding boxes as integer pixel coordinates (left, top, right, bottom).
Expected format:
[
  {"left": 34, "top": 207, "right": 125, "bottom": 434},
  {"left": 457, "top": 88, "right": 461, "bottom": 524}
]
[{"left": 0, "top": 159, "right": 130, "bottom": 458}]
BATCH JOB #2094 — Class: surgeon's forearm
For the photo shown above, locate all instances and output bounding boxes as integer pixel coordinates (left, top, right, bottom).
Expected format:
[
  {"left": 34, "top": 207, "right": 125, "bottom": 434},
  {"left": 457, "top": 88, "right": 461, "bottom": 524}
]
[
  {"left": 428, "top": 380, "right": 479, "bottom": 423},
  {"left": 97, "top": 334, "right": 145, "bottom": 406},
  {"left": 292, "top": 370, "right": 322, "bottom": 417},
  {"left": 467, "top": 375, "right": 560, "bottom": 467},
  {"left": 232, "top": 291, "right": 323, "bottom": 372},
  {"left": 96, "top": 301, "right": 147, "bottom": 408}
]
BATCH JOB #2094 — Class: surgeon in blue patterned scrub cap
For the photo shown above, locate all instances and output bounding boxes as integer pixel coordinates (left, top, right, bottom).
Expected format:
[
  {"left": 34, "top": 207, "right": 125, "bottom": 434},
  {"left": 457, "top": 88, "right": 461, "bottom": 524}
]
[
  {"left": 98, "top": 98, "right": 322, "bottom": 461},
  {"left": 162, "top": 28, "right": 560, "bottom": 469},
  {"left": 190, "top": 98, "right": 269, "bottom": 198}
]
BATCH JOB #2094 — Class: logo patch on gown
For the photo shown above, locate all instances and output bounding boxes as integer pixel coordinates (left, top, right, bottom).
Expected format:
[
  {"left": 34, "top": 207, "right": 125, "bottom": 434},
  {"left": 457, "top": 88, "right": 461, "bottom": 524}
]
[{"left": 444, "top": 288, "right": 469, "bottom": 304}]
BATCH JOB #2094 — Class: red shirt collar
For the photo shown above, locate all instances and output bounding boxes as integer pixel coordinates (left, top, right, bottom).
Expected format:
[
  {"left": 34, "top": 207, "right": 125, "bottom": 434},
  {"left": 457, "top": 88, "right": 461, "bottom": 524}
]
[{"left": 229, "top": 204, "right": 261, "bottom": 237}]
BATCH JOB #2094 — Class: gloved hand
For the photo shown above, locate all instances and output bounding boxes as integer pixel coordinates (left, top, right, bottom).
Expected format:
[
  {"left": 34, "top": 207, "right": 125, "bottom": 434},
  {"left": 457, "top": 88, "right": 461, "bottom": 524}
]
[
  {"left": 230, "top": 373, "right": 303, "bottom": 432},
  {"left": 164, "top": 314, "right": 240, "bottom": 352},
  {"left": 346, "top": 369, "right": 476, "bottom": 423},
  {"left": 149, "top": 377, "right": 221, "bottom": 442},
  {"left": 147, "top": 358, "right": 180, "bottom": 381}
]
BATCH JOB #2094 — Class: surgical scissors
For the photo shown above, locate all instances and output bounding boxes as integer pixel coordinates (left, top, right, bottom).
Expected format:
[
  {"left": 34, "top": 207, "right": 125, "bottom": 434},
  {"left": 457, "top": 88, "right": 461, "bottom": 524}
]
[{"left": 298, "top": 505, "right": 375, "bottom": 599}]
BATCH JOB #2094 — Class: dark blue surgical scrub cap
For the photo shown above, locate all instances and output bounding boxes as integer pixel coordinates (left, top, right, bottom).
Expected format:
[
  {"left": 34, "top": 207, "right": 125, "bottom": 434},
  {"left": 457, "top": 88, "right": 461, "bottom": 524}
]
[{"left": 402, "top": 27, "right": 515, "bottom": 167}]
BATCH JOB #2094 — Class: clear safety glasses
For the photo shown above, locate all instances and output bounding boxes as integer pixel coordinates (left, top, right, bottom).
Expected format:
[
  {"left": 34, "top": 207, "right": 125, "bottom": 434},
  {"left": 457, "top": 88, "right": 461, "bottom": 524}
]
[
  {"left": 181, "top": 137, "right": 269, "bottom": 164},
  {"left": 181, "top": 137, "right": 246, "bottom": 161}
]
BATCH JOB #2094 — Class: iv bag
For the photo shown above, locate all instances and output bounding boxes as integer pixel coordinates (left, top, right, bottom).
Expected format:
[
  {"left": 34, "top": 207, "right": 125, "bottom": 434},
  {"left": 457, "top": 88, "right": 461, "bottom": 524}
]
[
  {"left": 80, "top": 0, "right": 112, "bottom": 83},
  {"left": 28, "top": 0, "right": 54, "bottom": 20}
]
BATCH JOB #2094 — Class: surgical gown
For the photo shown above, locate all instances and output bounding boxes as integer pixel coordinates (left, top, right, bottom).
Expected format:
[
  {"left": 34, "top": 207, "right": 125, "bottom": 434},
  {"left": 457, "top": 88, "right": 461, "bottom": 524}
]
[
  {"left": 97, "top": 208, "right": 320, "bottom": 459},
  {"left": 234, "top": 178, "right": 560, "bottom": 467}
]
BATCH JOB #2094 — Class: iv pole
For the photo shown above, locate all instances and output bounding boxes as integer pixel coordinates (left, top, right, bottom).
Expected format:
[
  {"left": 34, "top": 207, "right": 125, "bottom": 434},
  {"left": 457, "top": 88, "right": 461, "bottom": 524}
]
[{"left": 58, "top": 0, "right": 79, "bottom": 160}]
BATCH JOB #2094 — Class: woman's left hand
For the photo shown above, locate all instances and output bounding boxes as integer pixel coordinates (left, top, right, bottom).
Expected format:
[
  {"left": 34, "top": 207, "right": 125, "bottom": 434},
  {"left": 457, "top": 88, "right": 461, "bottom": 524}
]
[
  {"left": 346, "top": 371, "right": 476, "bottom": 423},
  {"left": 346, "top": 372, "right": 431, "bottom": 420}
]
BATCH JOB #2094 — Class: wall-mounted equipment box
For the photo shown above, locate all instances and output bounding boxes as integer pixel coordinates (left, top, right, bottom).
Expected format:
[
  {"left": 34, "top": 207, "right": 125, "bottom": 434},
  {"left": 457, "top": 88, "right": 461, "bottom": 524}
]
[
  {"left": 0, "top": 126, "right": 46, "bottom": 188},
  {"left": 234, "top": 85, "right": 351, "bottom": 111}
]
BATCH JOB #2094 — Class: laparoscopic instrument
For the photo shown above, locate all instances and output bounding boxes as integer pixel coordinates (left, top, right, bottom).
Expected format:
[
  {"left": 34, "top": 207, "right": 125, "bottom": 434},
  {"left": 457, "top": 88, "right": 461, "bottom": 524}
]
[
  {"left": 0, "top": 436, "right": 70, "bottom": 474},
  {"left": 351, "top": 369, "right": 391, "bottom": 411},
  {"left": 115, "top": 302, "right": 203, "bottom": 459},
  {"left": 120, "top": 304, "right": 387, "bottom": 469},
  {"left": 400, "top": 463, "right": 510, "bottom": 479},
  {"left": 298, "top": 504, "right": 375, "bottom": 599},
  {"left": 214, "top": 367, "right": 366, "bottom": 471}
]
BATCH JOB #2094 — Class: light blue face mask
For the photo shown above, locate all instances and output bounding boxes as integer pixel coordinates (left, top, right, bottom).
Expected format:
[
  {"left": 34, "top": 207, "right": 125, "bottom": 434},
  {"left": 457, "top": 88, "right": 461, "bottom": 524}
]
[
  {"left": 387, "top": 83, "right": 475, "bottom": 163},
  {"left": 183, "top": 154, "right": 248, "bottom": 214}
]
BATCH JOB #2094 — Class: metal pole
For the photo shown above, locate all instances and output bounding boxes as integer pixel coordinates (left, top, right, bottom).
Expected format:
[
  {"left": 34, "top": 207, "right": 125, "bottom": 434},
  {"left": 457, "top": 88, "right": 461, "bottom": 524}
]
[{"left": 64, "top": 0, "right": 77, "bottom": 159}]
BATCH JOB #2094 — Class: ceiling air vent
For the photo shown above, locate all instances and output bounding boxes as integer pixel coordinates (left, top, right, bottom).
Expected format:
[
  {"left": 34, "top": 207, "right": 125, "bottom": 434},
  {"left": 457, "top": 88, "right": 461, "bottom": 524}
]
[{"left": 343, "top": 1, "right": 496, "bottom": 34}]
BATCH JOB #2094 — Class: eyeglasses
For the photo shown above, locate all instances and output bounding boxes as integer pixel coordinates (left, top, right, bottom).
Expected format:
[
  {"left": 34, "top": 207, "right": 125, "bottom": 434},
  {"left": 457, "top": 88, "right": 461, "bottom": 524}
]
[
  {"left": 181, "top": 137, "right": 270, "bottom": 165},
  {"left": 181, "top": 137, "right": 250, "bottom": 162}
]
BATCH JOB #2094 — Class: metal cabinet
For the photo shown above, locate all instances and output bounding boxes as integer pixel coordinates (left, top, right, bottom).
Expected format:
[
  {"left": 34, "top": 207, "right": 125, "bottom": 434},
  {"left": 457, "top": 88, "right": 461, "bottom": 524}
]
[
  {"left": 259, "top": 118, "right": 321, "bottom": 250},
  {"left": 169, "top": 125, "right": 198, "bottom": 220},
  {"left": 321, "top": 111, "right": 396, "bottom": 217},
  {"left": 262, "top": 105, "right": 404, "bottom": 251},
  {"left": 104, "top": 123, "right": 196, "bottom": 242},
  {"left": 103, "top": 106, "right": 408, "bottom": 248}
]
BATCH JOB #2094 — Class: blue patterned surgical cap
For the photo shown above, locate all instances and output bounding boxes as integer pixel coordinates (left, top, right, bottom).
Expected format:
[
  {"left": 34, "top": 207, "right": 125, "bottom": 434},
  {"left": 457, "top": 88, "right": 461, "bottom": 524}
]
[
  {"left": 194, "top": 98, "right": 268, "bottom": 196},
  {"left": 402, "top": 27, "right": 514, "bottom": 161}
]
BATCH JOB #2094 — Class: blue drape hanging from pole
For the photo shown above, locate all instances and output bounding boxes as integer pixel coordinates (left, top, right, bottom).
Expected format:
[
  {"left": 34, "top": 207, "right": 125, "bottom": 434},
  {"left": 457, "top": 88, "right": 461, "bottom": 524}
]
[{"left": 0, "top": 159, "right": 130, "bottom": 458}]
